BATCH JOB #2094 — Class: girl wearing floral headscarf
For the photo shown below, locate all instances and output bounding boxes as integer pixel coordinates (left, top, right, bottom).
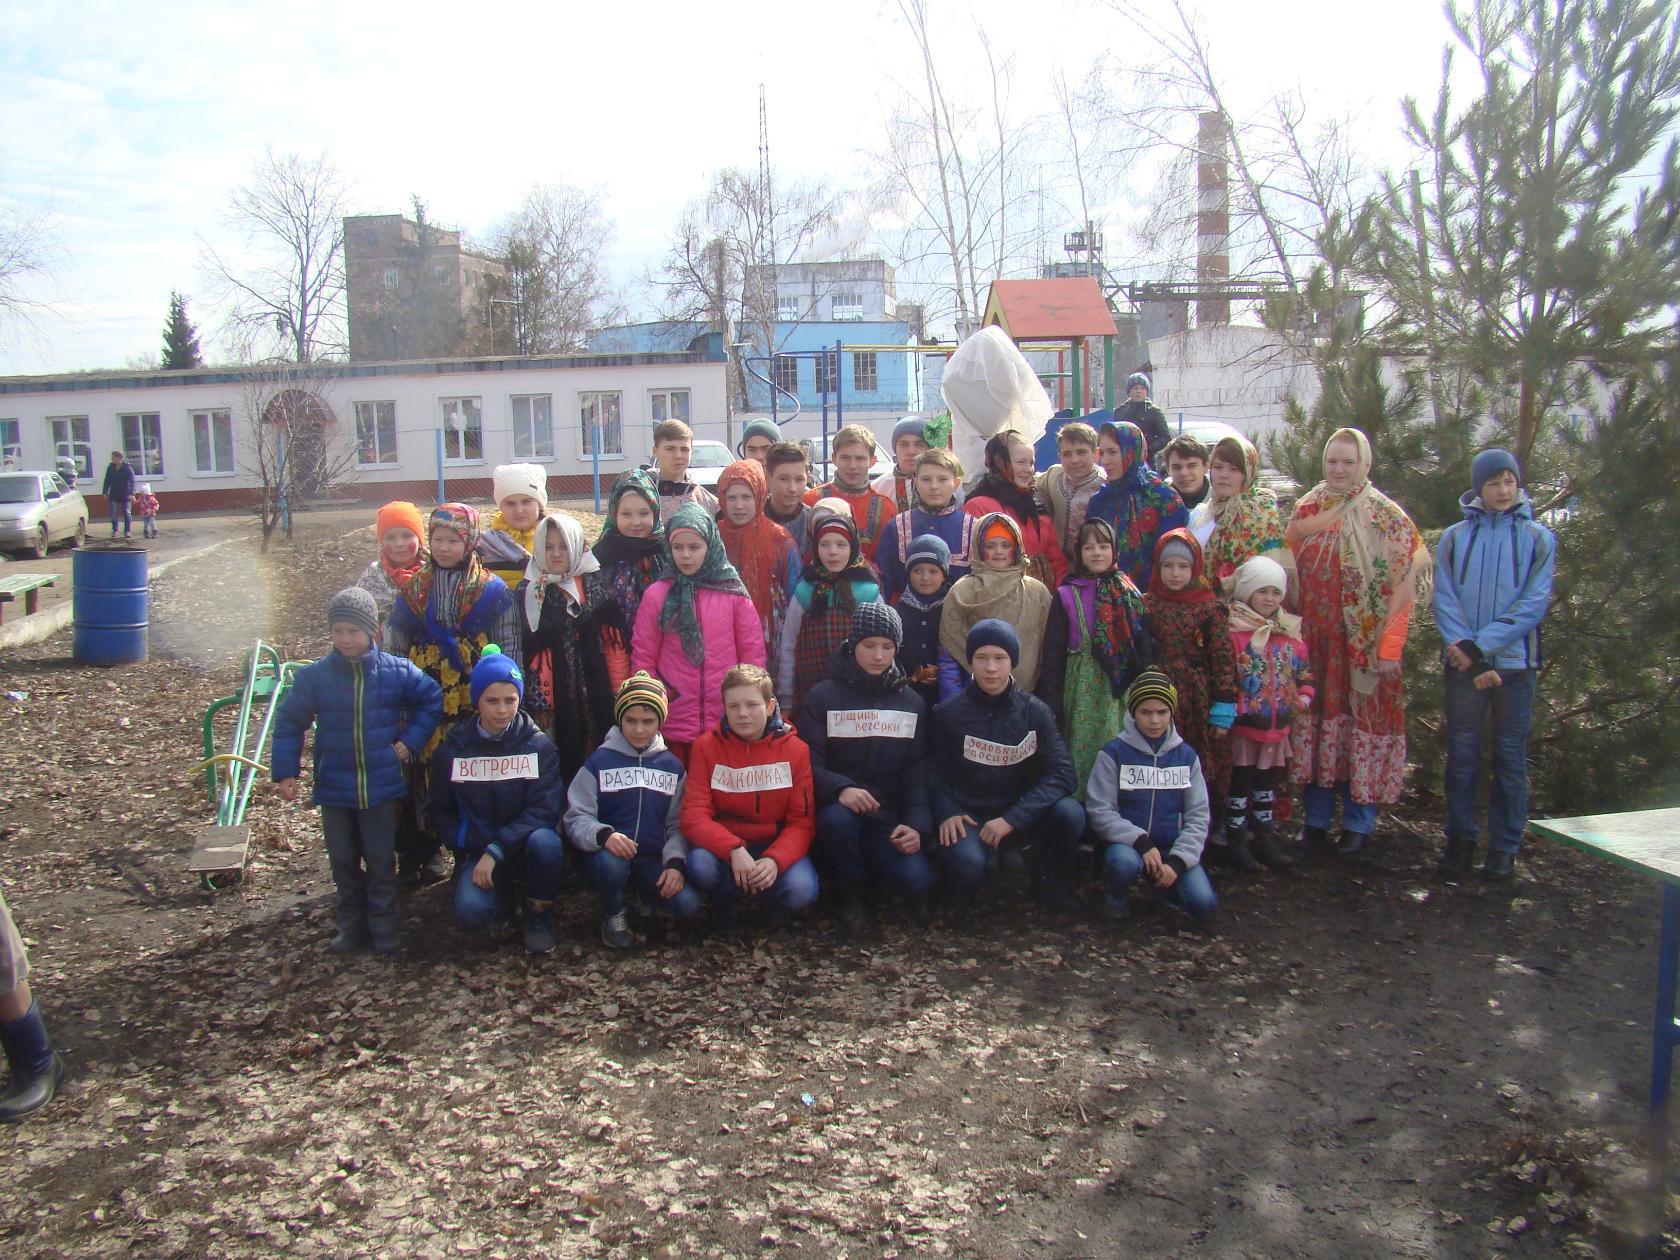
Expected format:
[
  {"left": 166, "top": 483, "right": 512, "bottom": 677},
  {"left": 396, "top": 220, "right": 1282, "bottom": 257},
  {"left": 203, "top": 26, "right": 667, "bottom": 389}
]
[
  {"left": 1086, "top": 420, "right": 1189, "bottom": 588},
  {"left": 1143, "top": 528, "right": 1238, "bottom": 849},
  {"left": 1190, "top": 434, "right": 1291, "bottom": 598},
  {"left": 776, "top": 512, "right": 883, "bottom": 718},
  {"left": 1036, "top": 518, "right": 1153, "bottom": 798},
  {"left": 630, "top": 503, "right": 765, "bottom": 764},
  {"left": 519, "top": 512, "right": 628, "bottom": 787},
  {"left": 386, "top": 503, "right": 522, "bottom": 883},
  {"left": 1285, "top": 427, "right": 1429, "bottom": 854},
  {"left": 716, "top": 458, "right": 800, "bottom": 648}
]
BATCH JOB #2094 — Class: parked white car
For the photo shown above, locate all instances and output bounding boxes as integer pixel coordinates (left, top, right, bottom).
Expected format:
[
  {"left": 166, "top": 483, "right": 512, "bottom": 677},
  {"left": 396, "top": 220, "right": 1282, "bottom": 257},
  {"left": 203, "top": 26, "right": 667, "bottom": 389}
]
[
  {"left": 1163, "top": 418, "right": 1298, "bottom": 506},
  {"left": 0, "top": 471, "right": 88, "bottom": 558},
  {"left": 684, "top": 440, "right": 736, "bottom": 489}
]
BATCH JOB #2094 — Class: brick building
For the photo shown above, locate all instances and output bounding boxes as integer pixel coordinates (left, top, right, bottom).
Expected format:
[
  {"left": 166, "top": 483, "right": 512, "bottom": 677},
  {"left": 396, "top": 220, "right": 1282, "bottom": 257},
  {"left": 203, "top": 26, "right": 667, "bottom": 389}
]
[{"left": 344, "top": 214, "right": 508, "bottom": 362}]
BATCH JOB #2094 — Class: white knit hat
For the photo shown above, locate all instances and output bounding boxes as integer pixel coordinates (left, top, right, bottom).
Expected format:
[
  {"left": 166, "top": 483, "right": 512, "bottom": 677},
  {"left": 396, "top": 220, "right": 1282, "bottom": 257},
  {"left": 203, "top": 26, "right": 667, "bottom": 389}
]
[
  {"left": 1232, "top": 554, "right": 1288, "bottom": 607},
  {"left": 492, "top": 462, "right": 548, "bottom": 509}
]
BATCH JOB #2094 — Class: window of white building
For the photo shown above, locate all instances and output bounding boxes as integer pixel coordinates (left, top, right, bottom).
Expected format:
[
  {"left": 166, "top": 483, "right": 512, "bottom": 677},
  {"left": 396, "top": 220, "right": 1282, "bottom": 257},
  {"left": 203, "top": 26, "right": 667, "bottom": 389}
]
[
  {"left": 354, "top": 401, "right": 399, "bottom": 466},
  {"left": 440, "top": 396, "right": 483, "bottom": 463},
  {"left": 580, "top": 392, "right": 623, "bottom": 458},
  {"left": 511, "top": 394, "right": 554, "bottom": 459},
  {"left": 191, "top": 409, "right": 236, "bottom": 474}
]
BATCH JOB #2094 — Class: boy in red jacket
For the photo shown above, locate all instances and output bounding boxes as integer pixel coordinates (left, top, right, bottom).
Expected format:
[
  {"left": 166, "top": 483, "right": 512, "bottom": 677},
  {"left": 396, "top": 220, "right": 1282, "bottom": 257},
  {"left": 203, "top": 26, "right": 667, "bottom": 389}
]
[{"left": 681, "top": 663, "right": 819, "bottom": 933}]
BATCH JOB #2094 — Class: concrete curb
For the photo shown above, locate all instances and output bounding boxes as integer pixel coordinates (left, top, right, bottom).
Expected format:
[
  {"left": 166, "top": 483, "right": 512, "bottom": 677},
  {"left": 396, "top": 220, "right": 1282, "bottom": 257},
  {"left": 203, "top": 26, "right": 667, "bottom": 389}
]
[{"left": 0, "top": 534, "right": 254, "bottom": 653}]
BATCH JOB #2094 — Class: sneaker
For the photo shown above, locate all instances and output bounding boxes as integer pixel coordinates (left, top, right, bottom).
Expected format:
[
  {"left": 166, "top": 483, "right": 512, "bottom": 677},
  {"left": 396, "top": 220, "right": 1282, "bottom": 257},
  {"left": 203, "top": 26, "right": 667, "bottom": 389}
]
[
  {"left": 419, "top": 850, "right": 455, "bottom": 885},
  {"left": 600, "top": 911, "right": 634, "bottom": 950}
]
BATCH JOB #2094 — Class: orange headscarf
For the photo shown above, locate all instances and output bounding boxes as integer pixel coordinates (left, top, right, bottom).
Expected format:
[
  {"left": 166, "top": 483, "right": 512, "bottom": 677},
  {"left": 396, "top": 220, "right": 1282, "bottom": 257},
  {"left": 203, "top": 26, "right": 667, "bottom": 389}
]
[{"left": 716, "top": 459, "right": 797, "bottom": 626}]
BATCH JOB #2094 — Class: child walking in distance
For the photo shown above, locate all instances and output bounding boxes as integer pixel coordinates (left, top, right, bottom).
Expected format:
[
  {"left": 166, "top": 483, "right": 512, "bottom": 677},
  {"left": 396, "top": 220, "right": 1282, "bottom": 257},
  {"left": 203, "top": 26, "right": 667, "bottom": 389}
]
[
  {"left": 566, "top": 673, "right": 702, "bottom": 949},
  {"left": 939, "top": 513, "right": 1053, "bottom": 697},
  {"left": 873, "top": 447, "right": 975, "bottom": 600},
  {"left": 273, "top": 587, "right": 444, "bottom": 954},
  {"left": 355, "top": 501, "right": 427, "bottom": 631},
  {"left": 1086, "top": 670, "right": 1217, "bottom": 920},
  {"left": 0, "top": 890, "right": 64, "bottom": 1122},
  {"left": 894, "top": 534, "right": 952, "bottom": 712},
  {"left": 928, "top": 619, "right": 1084, "bottom": 913},
  {"left": 478, "top": 463, "right": 549, "bottom": 587},
  {"left": 799, "top": 603, "right": 935, "bottom": 928},
  {"left": 1145, "top": 529, "right": 1237, "bottom": 849},
  {"left": 1037, "top": 518, "right": 1153, "bottom": 797},
  {"left": 777, "top": 511, "right": 884, "bottom": 718},
  {"left": 133, "top": 483, "right": 160, "bottom": 539},
  {"left": 1224, "top": 555, "right": 1313, "bottom": 871},
  {"left": 425, "top": 647, "right": 568, "bottom": 954},
  {"left": 804, "top": 423, "right": 897, "bottom": 553},
  {"left": 682, "top": 664, "right": 819, "bottom": 934},
  {"left": 631, "top": 504, "right": 765, "bottom": 764},
  {"left": 1432, "top": 448, "right": 1556, "bottom": 883},
  {"left": 649, "top": 419, "right": 720, "bottom": 524}
]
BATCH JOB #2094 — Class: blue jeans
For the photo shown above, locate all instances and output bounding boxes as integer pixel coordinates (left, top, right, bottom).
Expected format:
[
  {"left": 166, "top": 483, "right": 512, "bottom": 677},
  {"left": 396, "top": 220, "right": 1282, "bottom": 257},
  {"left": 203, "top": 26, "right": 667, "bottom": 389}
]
[
  {"left": 815, "top": 802, "right": 936, "bottom": 899},
  {"left": 453, "top": 828, "right": 568, "bottom": 932},
  {"left": 936, "top": 796, "right": 1085, "bottom": 895},
  {"left": 1103, "top": 843, "right": 1217, "bottom": 917},
  {"left": 1302, "top": 783, "right": 1378, "bottom": 836},
  {"left": 686, "top": 846, "right": 820, "bottom": 915},
  {"left": 1444, "top": 667, "right": 1537, "bottom": 853},
  {"left": 109, "top": 497, "right": 130, "bottom": 535},
  {"left": 586, "top": 847, "right": 703, "bottom": 919}
]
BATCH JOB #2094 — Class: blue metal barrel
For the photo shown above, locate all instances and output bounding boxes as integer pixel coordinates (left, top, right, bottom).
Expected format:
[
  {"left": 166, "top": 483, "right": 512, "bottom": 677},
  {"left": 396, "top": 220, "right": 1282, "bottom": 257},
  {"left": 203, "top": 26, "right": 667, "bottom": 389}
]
[{"left": 73, "top": 545, "right": 148, "bottom": 664}]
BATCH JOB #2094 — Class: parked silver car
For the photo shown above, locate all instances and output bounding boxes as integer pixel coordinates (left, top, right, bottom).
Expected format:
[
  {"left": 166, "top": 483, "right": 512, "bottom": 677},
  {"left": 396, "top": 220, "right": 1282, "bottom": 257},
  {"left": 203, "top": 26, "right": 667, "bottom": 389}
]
[{"left": 0, "top": 471, "right": 88, "bottom": 558}]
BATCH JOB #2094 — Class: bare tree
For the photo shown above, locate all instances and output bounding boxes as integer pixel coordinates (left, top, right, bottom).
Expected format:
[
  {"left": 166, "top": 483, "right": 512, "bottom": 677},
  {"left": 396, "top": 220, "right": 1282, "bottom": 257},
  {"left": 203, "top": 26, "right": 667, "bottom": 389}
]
[
  {"left": 234, "top": 362, "right": 359, "bottom": 549},
  {"left": 202, "top": 149, "right": 350, "bottom": 363},
  {"left": 485, "top": 183, "right": 624, "bottom": 354},
  {"left": 0, "top": 201, "right": 57, "bottom": 337}
]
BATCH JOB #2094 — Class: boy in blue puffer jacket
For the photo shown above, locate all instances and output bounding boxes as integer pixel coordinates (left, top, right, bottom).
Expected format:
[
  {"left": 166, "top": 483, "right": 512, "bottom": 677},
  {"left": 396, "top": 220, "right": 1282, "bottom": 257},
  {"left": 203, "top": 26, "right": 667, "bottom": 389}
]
[
  {"left": 1432, "top": 449, "right": 1557, "bottom": 884},
  {"left": 274, "top": 587, "right": 444, "bottom": 955},
  {"left": 425, "top": 647, "right": 568, "bottom": 954},
  {"left": 1085, "top": 669, "right": 1216, "bottom": 921},
  {"left": 565, "top": 672, "right": 701, "bottom": 949}
]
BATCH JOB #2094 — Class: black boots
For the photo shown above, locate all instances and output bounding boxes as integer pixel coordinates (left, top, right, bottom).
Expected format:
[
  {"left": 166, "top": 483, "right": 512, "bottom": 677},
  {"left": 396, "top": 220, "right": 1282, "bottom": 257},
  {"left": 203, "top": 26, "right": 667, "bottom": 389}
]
[
  {"left": 1437, "top": 834, "right": 1475, "bottom": 880},
  {"left": 1249, "top": 820, "right": 1295, "bottom": 869},
  {"left": 1481, "top": 850, "right": 1517, "bottom": 882},
  {"left": 1298, "top": 824, "right": 1330, "bottom": 856},
  {"left": 0, "top": 1000, "right": 63, "bottom": 1124},
  {"left": 1221, "top": 822, "right": 1262, "bottom": 873}
]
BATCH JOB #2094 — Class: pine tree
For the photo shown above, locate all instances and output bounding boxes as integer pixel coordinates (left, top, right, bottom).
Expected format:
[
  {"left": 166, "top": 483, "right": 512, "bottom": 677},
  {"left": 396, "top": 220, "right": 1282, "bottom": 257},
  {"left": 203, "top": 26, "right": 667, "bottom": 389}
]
[{"left": 160, "top": 290, "right": 203, "bottom": 369}]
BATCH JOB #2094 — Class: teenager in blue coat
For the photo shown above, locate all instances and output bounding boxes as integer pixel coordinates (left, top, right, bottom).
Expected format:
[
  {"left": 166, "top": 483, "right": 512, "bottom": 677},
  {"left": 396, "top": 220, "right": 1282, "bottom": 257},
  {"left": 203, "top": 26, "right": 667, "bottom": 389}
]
[{"left": 1431, "top": 449, "right": 1557, "bottom": 883}]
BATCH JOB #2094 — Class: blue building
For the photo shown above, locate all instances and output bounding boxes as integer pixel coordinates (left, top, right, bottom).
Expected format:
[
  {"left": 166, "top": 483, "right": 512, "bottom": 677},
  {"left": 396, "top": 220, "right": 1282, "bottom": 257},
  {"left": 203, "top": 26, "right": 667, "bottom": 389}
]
[{"left": 744, "top": 319, "right": 924, "bottom": 416}]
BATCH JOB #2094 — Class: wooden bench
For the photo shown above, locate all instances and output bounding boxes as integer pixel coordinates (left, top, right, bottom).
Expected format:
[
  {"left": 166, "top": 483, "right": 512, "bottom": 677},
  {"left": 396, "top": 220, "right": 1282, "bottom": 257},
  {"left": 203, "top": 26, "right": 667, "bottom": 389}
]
[{"left": 0, "top": 573, "right": 58, "bottom": 625}]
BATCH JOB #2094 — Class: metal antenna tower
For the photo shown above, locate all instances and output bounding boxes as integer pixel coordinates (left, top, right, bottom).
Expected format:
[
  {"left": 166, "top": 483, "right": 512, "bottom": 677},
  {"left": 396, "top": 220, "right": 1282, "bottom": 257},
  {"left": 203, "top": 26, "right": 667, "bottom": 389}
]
[{"left": 758, "top": 84, "right": 775, "bottom": 263}]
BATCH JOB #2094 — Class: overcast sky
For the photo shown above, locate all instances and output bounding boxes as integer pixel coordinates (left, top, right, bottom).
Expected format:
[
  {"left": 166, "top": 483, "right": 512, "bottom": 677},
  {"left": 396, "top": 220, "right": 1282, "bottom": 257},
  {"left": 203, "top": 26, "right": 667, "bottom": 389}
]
[{"left": 0, "top": 0, "right": 1458, "bottom": 375}]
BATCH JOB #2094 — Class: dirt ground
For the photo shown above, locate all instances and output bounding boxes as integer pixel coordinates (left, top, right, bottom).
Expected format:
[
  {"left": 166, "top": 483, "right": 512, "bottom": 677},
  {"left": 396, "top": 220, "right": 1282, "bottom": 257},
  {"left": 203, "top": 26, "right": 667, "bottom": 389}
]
[{"left": 0, "top": 514, "right": 1672, "bottom": 1258}]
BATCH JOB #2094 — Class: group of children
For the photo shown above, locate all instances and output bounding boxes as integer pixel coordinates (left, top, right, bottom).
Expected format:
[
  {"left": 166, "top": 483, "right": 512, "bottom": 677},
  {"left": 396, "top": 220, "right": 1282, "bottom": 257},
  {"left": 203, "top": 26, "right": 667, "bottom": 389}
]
[{"left": 275, "top": 415, "right": 1554, "bottom": 953}]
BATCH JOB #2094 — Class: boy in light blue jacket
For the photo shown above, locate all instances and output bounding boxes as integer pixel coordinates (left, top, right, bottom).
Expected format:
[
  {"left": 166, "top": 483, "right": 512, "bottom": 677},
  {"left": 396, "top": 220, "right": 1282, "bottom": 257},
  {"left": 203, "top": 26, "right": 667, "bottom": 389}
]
[{"left": 1431, "top": 449, "right": 1556, "bottom": 883}]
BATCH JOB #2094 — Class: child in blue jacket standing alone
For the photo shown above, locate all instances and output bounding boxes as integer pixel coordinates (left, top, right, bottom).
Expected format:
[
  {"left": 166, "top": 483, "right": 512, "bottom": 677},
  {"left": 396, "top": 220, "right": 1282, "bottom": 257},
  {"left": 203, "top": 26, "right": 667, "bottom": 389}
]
[
  {"left": 1085, "top": 669, "right": 1216, "bottom": 920},
  {"left": 274, "top": 587, "right": 444, "bottom": 955},
  {"left": 1432, "top": 449, "right": 1556, "bottom": 883}
]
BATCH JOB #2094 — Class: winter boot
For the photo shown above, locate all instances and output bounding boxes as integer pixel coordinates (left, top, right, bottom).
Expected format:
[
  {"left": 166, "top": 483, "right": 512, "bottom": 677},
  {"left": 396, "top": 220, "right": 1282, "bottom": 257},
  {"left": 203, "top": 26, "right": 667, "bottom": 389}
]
[
  {"left": 599, "top": 910, "right": 634, "bottom": 950},
  {"left": 1334, "top": 829, "right": 1368, "bottom": 856},
  {"left": 0, "top": 1000, "right": 64, "bottom": 1123},
  {"left": 835, "top": 891, "right": 868, "bottom": 934},
  {"left": 523, "top": 899, "right": 557, "bottom": 955},
  {"left": 1222, "top": 821, "right": 1262, "bottom": 873},
  {"left": 1480, "top": 849, "right": 1517, "bottom": 882},
  {"left": 328, "top": 922, "right": 370, "bottom": 955},
  {"left": 1249, "top": 788, "right": 1294, "bottom": 868},
  {"left": 1436, "top": 834, "right": 1475, "bottom": 881},
  {"left": 1298, "top": 824, "right": 1330, "bottom": 856}
]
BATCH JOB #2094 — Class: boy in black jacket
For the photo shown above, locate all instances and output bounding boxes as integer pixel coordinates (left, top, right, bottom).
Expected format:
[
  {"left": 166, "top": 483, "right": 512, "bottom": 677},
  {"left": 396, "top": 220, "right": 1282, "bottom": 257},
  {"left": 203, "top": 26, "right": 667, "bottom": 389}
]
[
  {"left": 929, "top": 618, "right": 1085, "bottom": 913},
  {"left": 893, "top": 533, "right": 951, "bottom": 713},
  {"left": 799, "top": 603, "right": 934, "bottom": 929},
  {"left": 425, "top": 647, "right": 567, "bottom": 954}
]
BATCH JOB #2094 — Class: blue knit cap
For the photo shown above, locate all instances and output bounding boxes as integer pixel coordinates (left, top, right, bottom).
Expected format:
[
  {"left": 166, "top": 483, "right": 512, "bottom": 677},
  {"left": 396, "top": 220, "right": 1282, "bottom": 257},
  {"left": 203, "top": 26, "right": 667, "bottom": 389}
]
[
  {"left": 891, "top": 417, "right": 928, "bottom": 448},
  {"left": 1470, "top": 448, "right": 1521, "bottom": 495},
  {"left": 905, "top": 532, "right": 951, "bottom": 576},
  {"left": 1126, "top": 372, "right": 1150, "bottom": 395},
  {"left": 470, "top": 644, "right": 524, "bottom": 705},
  {"left": 966, "top": 618, "right": 1020, "bottom": 667}
]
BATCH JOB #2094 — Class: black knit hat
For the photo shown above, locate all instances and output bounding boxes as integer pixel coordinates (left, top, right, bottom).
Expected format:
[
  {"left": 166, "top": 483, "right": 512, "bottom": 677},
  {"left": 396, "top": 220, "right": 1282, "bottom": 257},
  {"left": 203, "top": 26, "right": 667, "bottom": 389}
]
[{"left": 849, "top": 601, "right": 903, "bottom": 650}]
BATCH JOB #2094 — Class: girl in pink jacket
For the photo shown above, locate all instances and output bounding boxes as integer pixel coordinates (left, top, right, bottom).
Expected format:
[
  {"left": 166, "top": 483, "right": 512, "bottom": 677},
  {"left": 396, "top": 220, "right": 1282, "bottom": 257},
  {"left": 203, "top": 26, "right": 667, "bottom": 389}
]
[{"left": 632, "top": 503, "right": 765, "bottom": 763}]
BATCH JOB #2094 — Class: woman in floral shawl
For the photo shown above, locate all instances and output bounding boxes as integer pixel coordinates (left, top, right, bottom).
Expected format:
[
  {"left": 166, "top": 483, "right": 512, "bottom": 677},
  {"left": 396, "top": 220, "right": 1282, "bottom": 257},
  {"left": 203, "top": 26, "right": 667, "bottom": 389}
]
[
  {"left": 716, "top": 457, "right": 801, "bottom": 650},
  {"left": 519, "top": 513, "right": 629, "bottom": 787},
  {"left": 1285, "top": 427, "right": 1430, "bottom": 854},
  {"left": 1035, "top": 518, "right": 1153, "bottom": 798},
  {"left": 938, "top": 512, "right": 1054, "bottom": 696},
  {"left": 1190, "top": 434, "right": 1291, "bottom": 598},
  {"left": 586, "top": 468, "right": 664, "bottom": 660},
  {"left": 1086, "top": 420, "right": 1188, "bottom": 588}
]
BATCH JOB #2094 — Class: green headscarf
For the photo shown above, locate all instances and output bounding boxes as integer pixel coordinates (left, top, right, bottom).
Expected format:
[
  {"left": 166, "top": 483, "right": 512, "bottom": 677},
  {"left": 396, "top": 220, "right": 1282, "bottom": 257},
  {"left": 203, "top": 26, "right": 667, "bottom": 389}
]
[
  {"left": 658, "top": 502, "right": 750, "bottom": 663},
  {"left": 592, "top": 467, "right": 664, "bottom": 567}
]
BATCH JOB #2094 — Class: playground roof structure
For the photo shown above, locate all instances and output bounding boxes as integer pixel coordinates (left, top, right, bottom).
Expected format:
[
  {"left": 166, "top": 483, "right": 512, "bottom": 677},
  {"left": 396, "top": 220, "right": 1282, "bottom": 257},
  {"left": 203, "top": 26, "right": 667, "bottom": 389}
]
[{"left": 981, "top": 277, "right": 1119, "bottom": 342}]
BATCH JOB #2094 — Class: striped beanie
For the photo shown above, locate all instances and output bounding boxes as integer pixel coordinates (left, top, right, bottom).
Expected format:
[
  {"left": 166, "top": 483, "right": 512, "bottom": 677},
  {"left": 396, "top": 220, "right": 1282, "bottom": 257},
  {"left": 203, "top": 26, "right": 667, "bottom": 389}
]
[
  {"left": 614, "top": 671, "right": 669, "bottom": 726},
  {"left": 1125, "top": 668, "right": 1178, "bottom": 715}
]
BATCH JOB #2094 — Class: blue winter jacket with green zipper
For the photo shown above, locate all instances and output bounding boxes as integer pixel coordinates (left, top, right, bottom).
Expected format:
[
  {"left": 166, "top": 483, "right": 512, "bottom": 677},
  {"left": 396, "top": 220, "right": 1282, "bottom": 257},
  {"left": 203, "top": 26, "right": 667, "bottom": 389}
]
[{"left": 272, "top": 647, "right": 443, "bottom": 809}]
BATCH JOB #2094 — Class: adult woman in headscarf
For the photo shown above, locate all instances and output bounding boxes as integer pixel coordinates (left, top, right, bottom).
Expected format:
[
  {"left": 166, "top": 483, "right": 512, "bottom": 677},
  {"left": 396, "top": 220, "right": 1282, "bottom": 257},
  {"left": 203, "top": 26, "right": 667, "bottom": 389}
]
[
  {"left": 1086, "top": 420, "right": 1188, "bottom": 589},
  {"left": 519, "top": 513, "right": 628, "bottom": 787},
  {"left": 963, "top": 430, "right": 1067, "bottom": 589},
  {"left": 1190, "top": 434, "right": 1292, "bottom": 599},
  {"left": 1286, "top": 427, "right": 1430, "bottom": 855}
]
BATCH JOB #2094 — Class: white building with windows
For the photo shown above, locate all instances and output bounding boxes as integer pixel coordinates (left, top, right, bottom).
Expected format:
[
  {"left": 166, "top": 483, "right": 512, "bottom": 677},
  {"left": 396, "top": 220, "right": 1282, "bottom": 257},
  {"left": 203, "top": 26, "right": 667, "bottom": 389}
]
[{"left": 0, "top": 351, "right": 728, "bottom": 510}]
